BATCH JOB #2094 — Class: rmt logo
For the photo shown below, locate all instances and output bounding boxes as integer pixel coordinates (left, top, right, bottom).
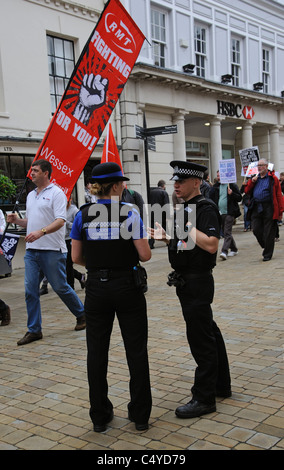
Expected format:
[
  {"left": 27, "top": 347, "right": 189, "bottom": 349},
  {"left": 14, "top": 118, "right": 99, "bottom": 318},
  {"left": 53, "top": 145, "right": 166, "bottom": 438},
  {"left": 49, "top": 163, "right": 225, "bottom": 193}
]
[{"left": 105, "top": 13, "right": 136, "bottom": 54}]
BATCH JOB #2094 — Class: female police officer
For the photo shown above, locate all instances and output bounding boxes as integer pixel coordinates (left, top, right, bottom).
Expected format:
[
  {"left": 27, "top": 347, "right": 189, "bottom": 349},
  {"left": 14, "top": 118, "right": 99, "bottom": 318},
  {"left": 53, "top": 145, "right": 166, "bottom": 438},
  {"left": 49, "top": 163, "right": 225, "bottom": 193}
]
[{"left": 70, "top": 162, "right": 152, "bottom": 432}]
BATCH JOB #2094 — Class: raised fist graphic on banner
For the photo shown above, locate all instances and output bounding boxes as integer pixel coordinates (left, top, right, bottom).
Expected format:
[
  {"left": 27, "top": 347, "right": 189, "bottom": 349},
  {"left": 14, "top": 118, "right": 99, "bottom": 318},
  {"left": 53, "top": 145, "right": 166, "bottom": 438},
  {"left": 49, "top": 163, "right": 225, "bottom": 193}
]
[{"left": 73, "top": 74, "right": 109, "bottom": 126}]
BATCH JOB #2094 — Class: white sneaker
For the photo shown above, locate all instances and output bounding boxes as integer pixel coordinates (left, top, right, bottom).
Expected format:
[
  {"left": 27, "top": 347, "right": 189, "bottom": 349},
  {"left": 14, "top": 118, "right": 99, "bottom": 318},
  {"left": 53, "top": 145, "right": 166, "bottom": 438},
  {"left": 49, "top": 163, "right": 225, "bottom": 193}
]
[
  {"left": 228, "top": 251, "right": 238, "bottom": 257},
  {"left": 220, "top": 252, "right": 227, "bottom": 260}
]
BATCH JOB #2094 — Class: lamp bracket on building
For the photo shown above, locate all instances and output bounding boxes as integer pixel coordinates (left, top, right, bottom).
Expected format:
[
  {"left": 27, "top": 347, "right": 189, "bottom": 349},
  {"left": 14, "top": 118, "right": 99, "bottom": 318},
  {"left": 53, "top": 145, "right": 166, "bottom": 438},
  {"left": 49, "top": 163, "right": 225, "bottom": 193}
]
[
  {"left": 183, "top": 64, "right": 195, "bottom": 74},
  {"left": 253, "top": 82, "right": 263, "bottom": 91},
  {"left": 221, "top": 74, "right": 233, "bottom": 84}
]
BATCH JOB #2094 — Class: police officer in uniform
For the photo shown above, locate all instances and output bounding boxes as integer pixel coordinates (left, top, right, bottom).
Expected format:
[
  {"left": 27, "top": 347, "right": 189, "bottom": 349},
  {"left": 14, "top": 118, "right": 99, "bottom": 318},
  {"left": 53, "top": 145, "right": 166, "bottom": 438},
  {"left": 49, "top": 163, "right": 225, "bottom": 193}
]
[
  {"left": 149, "top": 161, "right": 231, "bottom": 419},
  {"left": 71, "top": 162, "right": 152, "bottom": 432}
]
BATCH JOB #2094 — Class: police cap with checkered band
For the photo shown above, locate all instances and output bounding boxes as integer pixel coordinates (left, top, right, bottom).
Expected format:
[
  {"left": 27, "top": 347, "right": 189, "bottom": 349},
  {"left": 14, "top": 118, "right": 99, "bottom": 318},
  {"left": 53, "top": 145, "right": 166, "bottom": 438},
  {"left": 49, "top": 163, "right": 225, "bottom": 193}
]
[{"left": 170, "top": 161, "right": 207, "bottom": 181}]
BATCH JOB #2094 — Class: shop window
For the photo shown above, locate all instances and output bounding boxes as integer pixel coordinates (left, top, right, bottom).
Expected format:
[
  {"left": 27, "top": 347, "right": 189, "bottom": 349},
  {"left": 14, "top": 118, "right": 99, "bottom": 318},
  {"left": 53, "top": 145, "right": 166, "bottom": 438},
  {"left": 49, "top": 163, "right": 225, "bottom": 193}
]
[
  {"left": 0, "top": 154, "right": 35, "bottom": 206},
  {"left": 186, "top": 141, "right": 209, "bottom": 168}
]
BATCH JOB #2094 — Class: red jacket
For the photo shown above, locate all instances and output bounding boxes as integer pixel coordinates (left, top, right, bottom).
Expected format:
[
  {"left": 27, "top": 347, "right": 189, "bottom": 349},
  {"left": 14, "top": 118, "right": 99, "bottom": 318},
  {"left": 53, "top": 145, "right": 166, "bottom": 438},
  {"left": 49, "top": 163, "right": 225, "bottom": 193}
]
[{"left": 245, "top": 171, "right": 284, "bottom": 220}]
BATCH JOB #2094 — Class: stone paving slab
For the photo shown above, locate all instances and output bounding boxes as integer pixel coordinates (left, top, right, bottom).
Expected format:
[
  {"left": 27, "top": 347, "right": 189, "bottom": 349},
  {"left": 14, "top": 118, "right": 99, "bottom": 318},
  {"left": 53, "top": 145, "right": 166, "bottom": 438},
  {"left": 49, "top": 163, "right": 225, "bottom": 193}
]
[{"left": 0, "top": 224, "right": 283, "bottom": 451}]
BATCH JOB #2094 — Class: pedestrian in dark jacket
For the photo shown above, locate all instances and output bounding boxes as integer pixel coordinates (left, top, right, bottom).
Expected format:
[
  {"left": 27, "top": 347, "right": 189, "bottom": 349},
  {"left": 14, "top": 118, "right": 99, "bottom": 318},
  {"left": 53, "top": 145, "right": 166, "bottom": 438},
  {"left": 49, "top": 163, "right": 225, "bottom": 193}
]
[
  {"left": 149, "top": 180, "right": 170, "bottom": 248},
  {"left": 244, "top": 159, "right": 283, "bottom": 261},
  {"left": 209, "top": 171, "right": 242, "bottom": 260}
]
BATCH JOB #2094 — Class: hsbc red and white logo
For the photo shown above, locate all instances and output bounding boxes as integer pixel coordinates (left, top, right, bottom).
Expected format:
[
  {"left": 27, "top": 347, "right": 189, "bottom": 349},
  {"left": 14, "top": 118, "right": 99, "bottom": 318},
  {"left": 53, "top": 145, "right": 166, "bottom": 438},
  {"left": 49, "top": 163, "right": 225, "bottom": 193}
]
[
  {"left": 242, "top": 106, "right": 255, "bottom": 119},
  {"left": 217, "top": 100, "right": 255, "bottom": 120}
]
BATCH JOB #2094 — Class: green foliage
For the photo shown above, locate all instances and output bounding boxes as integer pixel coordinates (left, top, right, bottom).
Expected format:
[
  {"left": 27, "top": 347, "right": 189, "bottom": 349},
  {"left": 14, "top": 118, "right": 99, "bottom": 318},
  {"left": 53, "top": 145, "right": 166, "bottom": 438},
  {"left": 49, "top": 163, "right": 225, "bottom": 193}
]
[{"left": 0, "top": 173, "right": 17, "bottom": 201}]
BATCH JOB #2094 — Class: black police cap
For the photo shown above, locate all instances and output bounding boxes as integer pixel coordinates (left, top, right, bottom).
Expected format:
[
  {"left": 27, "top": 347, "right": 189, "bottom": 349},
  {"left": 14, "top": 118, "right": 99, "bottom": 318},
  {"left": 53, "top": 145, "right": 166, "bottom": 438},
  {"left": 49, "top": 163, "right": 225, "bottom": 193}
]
[{"left": 170, "top": 160, "right": 207, "bottom": 180}]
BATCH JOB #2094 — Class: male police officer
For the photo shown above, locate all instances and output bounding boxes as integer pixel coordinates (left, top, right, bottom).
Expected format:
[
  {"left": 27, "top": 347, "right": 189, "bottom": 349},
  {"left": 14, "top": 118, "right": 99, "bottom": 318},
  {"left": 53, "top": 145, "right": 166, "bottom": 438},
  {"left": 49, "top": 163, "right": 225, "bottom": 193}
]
[{"left": 149, "top": 161, "right": 231, "bottom": 419}]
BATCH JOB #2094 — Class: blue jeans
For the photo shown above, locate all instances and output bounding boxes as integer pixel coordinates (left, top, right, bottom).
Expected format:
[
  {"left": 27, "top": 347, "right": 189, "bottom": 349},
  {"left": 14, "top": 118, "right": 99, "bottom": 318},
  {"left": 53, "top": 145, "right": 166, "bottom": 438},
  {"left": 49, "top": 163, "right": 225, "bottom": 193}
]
[{"left": 24, "top": 249, "right": 85, "bottom": 333}]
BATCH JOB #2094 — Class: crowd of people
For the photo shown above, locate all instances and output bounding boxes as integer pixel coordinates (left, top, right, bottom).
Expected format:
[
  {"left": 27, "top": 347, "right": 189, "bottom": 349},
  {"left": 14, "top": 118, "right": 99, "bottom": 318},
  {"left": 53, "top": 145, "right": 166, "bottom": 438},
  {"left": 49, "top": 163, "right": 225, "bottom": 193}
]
[{"left": 0, "top": 157, "right": 283, "bottom": 433}]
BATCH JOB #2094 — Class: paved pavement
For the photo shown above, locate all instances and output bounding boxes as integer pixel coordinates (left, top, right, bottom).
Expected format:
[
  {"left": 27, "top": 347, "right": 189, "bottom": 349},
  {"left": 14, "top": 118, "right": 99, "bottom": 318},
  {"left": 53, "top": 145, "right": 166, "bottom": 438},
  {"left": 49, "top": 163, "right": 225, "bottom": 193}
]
[{"left": 0, "top": 224, "right": 283, "bottom": 451}]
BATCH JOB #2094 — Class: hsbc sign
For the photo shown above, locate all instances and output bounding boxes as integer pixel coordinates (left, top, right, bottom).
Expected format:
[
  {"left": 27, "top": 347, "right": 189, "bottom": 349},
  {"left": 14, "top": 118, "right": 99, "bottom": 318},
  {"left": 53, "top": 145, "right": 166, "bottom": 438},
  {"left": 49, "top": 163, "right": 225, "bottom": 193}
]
[{"left": 217, "top": 100, "right": 255, "bottom": 120}]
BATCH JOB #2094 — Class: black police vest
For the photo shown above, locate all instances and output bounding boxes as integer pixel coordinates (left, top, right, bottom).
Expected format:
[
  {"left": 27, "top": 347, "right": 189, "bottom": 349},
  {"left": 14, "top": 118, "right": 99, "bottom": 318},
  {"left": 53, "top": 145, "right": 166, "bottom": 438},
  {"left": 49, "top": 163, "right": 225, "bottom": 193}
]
[
  {"left": 80, "top": 202, "right": 139, "bottom": 270},
  {"left": 169, "top": 196, "right": 220, "bottom": 273}
]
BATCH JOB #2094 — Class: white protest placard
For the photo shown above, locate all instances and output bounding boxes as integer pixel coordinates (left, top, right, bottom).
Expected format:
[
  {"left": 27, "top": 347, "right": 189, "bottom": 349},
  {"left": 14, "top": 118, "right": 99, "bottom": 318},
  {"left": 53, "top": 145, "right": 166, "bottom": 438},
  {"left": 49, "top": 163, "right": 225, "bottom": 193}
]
[
  {"left": 245, "top": 161, "right": 259, "bottom": 177},
  {"left": 219, "top": 159, "right": 237, "bottom": 184},
  {"left": 239, "top": 146, "right": 259, "bottom": 176}
]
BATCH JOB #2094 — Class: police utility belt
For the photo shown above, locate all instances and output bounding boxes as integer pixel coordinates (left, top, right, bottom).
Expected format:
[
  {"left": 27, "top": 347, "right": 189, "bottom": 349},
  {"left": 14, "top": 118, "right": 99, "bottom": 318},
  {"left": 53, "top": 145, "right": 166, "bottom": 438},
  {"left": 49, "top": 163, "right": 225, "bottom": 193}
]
[
  {"left": 88, "top": 265, "right": 147, "bottom": 289},
  {"left": 167, "top": 270, "right": 212, "bottom": 288}
]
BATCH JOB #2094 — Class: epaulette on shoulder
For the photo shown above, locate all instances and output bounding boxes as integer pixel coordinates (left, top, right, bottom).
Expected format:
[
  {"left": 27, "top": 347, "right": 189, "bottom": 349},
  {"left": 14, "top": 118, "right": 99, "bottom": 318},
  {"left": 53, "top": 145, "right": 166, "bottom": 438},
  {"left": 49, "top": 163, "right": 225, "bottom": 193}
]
[{"left": 79, "top": 202, "right": 94, "bottom": 211}]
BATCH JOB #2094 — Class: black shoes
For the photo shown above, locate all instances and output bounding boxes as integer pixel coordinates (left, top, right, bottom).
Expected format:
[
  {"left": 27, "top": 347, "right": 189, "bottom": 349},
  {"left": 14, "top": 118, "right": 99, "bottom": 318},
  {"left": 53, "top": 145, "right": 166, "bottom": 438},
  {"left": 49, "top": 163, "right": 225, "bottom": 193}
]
[
  {"left": 263, "top": 256, "right": 272, "bottom": 262},
  {"left": 0, "top": 305, "right": 11, "bottom": 326},
  {"left": 93, "top": 409, "right": 149, "bottom": 433},
  {"left": 93, "top": 410, "right": 114, "bottom": 433},
  {"left": 74, "top": 315, "right": 86, "bottom": 331},
  {"left": 175, "top": 399, "right": 216, "bottom": 419},
  {"left": 39, "top": 285, "right": 48, "bottom": 295},
  {"left": 17, "top": 316, "right": 85, "bottom": 345},
  {"left": 17, "top": 331, "right": 43, "bottom": 346},
  {"left": 128, "top": 410, "right": 149, "bottom": 431}
]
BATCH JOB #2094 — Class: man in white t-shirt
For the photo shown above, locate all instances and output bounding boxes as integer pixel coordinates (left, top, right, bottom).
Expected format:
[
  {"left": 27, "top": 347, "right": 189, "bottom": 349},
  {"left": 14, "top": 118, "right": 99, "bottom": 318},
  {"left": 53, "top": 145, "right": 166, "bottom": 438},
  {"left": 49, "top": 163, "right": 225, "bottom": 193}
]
[{"left": 7, "top": 159, "right": 85, "bottom": 345}]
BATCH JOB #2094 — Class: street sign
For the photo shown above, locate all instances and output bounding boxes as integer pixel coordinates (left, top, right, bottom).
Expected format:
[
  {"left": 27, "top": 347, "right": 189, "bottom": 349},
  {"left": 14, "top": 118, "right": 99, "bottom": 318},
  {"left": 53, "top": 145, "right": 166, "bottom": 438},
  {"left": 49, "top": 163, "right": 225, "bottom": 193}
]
[
  {"left": 135, "top": 116, "right": 178, "bottom": 202},
  {"left": 135, "top": 124, "right": 177, "bottom": 139},
  {"left": 135, "top": 124, "right": 145, "bottom": 139},
  {"left": 147, "top": 135, "right": 156, "bottom": 152},
  {"left": 145, "top": 125, "right": 177, "bottom": 137}
]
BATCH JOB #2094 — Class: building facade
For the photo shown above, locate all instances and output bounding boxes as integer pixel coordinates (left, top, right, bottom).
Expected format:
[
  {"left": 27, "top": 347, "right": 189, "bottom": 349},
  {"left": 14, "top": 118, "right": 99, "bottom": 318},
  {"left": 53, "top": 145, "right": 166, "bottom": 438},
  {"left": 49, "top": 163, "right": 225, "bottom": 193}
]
[
  {"left": 122, "top": 0, "right": 284, "bottom": 198},
  {"left": 0, "top": 0, "right": 284, "bottom": 211}
]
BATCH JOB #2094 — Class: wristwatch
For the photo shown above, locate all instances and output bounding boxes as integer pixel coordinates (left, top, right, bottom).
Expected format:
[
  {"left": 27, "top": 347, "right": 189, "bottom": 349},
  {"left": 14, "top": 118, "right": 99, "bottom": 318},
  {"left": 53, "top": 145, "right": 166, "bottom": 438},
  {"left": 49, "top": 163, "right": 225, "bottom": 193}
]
[
  {"left": 186, "top": 223, "right": 194, "bottom": 234},
  {"left": 41, "top": 228, "right": 47, "bottom": 235}
]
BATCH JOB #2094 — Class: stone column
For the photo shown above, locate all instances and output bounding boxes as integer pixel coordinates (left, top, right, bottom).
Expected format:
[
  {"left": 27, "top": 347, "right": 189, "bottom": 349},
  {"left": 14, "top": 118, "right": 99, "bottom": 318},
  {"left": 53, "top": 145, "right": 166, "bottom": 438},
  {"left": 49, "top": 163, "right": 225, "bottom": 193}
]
[
  {"left": 210, "top": 116, "right": 223, "bottom": 180},
  {"left": 242, "top": 121, "right": 254, "bottom": 149},
  {"left": 270, "top": 125, "right": 281, "bottom": 172},
  {"left": 172, "top": 110, "right": 186, "bottom": 161}
]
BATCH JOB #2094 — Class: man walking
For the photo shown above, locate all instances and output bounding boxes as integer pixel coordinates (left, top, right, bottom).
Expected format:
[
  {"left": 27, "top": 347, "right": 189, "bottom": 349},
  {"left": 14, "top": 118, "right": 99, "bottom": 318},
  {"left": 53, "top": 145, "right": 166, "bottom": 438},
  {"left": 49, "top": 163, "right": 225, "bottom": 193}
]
[
  {"left": 7, "top": 159, "right": 86, "bottom": 345},
  {"left": 149, "top": 180, "right": 170, "bottom": 249},
  {"left": 245, "top": 159, "right": 283, "bottom": 261},
  {"left": 210, "top": 171, "right": 242, "bottom": 260}
]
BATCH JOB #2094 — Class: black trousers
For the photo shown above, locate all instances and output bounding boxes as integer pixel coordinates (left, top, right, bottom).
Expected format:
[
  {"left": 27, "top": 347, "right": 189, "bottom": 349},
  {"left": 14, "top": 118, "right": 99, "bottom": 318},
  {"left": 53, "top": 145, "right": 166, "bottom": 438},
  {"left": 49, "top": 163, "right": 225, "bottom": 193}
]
[
  {"left": 84, "top": 273, "right": 152, "bottom": 426},
  {"left": 251, "top": 202, "right": 277, "bottom": 259},
  {"left": 176, "top": 274, "right": 231, "bottom": 405},
  {"left": 221, "top": 214, "right": 238, "bottom": 254}
]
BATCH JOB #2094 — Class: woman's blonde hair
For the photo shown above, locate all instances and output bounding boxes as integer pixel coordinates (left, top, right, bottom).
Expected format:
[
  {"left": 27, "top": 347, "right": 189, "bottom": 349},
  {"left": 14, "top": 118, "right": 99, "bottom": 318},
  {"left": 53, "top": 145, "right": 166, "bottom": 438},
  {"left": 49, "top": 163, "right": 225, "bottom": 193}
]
[{"left": 90, "top": 182, "right": 115, "bottom": 197}]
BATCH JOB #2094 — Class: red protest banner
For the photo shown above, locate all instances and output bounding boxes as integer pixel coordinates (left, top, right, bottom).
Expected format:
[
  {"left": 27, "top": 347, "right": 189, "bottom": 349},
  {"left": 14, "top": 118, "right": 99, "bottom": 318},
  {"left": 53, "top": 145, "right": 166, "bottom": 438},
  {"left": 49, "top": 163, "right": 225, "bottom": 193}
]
[
  {"left": 28, "top": 0, "right": 145, "bottom": 199},
  {"left": 101, "top": 123, "right": 123, "bottom": 170}
]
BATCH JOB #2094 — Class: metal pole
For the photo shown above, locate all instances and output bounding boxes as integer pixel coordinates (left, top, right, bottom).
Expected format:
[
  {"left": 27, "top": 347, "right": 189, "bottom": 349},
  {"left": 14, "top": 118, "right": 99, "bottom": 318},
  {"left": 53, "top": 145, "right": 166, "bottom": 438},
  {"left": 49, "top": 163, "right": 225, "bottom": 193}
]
[{"left": 143, "top": 113, "right": 150, "bottom": 204}]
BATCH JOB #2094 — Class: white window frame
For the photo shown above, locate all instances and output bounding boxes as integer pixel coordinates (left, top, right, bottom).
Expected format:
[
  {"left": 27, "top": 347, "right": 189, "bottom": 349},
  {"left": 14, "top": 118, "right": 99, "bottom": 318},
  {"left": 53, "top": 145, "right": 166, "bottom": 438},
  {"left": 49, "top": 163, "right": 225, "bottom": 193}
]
[
  {"left": 231, "top": 37, "right": 241, "bottom": 87},
  {"left": 47, "top": 35, "right": 75, "bottom": 114},
  {"left": 151, "top": 8, "right": 167, "bottom": 68},
  {"left": 262, "top": 47, "right": 270, "bottom": 94},
  {"left": 194, "top": 24, "right": 207, "bottom": 78}
]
